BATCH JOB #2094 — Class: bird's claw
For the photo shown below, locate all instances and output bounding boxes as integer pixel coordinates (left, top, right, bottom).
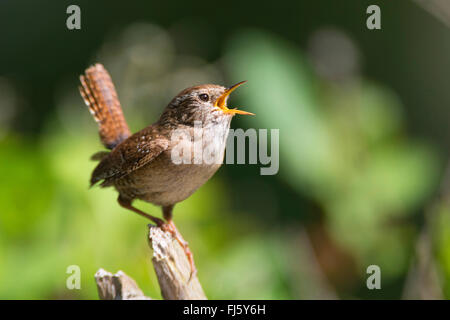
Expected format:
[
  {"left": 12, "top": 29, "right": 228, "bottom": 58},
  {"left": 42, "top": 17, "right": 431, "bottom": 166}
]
[{"left": 159, "top": 221, "right": 197, "bottom": 281}]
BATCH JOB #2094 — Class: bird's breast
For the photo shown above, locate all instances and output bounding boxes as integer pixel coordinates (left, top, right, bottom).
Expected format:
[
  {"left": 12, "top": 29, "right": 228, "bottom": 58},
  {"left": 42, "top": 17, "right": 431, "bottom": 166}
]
[{"left": 116, "top": 118, "right": 232, "bottom": 206}]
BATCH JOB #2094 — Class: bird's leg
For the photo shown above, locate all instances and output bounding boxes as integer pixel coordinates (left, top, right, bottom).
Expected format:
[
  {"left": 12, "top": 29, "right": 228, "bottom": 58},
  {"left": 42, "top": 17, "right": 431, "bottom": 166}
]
[
  {"left": 118, "top": 197, "right": 197, "bottom": 279},
  {"left": 162, "top": 205, "right": 197, "bottom": 279},
  {"left": 118, "top": 196, "right": 166, "bottom": 227}
]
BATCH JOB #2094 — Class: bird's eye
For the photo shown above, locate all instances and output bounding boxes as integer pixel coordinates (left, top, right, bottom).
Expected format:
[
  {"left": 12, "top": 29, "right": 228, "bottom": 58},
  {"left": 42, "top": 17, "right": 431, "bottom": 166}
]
[{"left": 198, "top": 93, "right": 209, "bottom": 102}]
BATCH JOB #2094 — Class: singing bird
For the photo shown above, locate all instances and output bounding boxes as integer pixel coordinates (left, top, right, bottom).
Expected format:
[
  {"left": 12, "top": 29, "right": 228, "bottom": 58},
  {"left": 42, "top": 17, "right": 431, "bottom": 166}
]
[{"left": 79, "top": 64, "right": 253, "bottom": 276}]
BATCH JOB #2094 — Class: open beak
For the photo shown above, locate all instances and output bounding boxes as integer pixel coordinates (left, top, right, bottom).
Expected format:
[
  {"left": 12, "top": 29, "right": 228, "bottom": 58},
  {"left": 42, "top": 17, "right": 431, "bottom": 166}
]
[{"left": 214, "top": 81, "right": 255, "bottom": 115}]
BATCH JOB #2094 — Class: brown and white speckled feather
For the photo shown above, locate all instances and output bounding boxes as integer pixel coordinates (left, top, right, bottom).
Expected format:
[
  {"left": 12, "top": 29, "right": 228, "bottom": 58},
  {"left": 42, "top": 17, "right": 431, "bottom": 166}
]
[
  {"left": 79, "top": 62, "right": 251, "bottom": 277},
  {"left": 88, "top": 84, "right": 235, "bottom": 206},
  {"left": 90, "top": 125, "right": 169, "bottom": 187},
  {"left": 79, "top": 64, "right": 131, "bottom": 149},
  {"left": 81, "top": 65, "right": 242, "bottom": 208}
]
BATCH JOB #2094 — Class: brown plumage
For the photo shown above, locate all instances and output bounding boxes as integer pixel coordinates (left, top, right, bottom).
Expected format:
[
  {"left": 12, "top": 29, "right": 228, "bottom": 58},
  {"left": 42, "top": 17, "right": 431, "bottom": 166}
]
[
  {"left": 79, "top": 64, "right": 131, "bottom": 150},
  {"left": 79, "top": 63, "right": 252, "bottom": 277}
]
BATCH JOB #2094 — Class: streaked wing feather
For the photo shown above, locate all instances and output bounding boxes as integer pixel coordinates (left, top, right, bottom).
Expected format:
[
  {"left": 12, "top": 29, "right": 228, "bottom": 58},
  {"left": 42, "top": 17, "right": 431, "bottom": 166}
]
[{"left": 90, "top": 127, "right": 169, "bottom": 186}]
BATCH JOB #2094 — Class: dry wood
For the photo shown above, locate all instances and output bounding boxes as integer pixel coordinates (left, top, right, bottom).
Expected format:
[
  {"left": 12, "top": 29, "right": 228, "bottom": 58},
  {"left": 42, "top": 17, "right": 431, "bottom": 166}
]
[
  {"left": 149, "top": 225, "right": 206, "bottom": 300},
  {"left": 95, "top": 225, "right": 206, "bottom": 300},
  {"left": 94, "top": 268, "right": 151, "bottom": 300}
]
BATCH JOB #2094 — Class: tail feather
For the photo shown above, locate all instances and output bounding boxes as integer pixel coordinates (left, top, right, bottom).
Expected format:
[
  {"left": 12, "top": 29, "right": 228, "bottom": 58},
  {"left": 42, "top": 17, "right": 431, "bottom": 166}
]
[{"left": 79, "top": 63, "right": 131, "bottom": 150}]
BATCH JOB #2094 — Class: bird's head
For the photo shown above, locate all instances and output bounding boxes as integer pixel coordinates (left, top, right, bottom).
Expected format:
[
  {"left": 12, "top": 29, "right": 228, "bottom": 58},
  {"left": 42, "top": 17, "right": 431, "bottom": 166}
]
[{"left": 160, "top": 81, "right": 254, "bottom": 127}]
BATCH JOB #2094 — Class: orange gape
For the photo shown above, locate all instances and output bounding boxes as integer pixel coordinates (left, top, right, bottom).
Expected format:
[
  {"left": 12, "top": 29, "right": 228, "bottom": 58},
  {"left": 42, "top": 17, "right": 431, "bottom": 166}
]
[{"left": 79, "top": 63, "right": 253, "bottom": 279}]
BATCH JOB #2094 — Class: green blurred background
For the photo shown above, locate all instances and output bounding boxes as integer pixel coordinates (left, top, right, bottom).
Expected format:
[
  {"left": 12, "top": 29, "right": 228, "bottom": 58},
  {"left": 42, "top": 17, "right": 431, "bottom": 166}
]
[{"left": 0, "top": 0, "right": 449, "bottom": 299}]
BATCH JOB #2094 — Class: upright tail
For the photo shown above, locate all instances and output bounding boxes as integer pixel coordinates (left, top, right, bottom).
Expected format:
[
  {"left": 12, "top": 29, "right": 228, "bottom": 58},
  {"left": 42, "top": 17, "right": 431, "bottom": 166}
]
[{"left": 79, "top": 64, "right": 131, "bottom": 150}]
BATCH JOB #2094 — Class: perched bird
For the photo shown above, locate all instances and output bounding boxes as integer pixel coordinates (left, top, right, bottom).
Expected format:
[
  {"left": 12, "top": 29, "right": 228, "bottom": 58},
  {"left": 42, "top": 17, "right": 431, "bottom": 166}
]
[{"left": 79, "top": 63, "right": 253, "bottom": 276}]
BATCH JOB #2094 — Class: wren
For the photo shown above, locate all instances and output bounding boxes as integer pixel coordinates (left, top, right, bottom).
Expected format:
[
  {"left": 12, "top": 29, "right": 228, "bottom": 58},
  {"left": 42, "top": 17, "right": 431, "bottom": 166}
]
[{"left": 79, "top": 64, "right": 253, "bottom": 277}]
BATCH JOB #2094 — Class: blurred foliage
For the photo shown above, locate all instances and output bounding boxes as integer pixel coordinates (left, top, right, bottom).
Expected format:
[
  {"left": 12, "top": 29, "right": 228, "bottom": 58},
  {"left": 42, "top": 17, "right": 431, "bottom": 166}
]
[
  {"left": 0, "top": 0, "right": 449, "bottom": 300},
  {"left": 0, "top": 128, "right": 311, "bottom": 299},
  {"left": 225, "top": 30, "right": 441, "bottom": 285}
]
